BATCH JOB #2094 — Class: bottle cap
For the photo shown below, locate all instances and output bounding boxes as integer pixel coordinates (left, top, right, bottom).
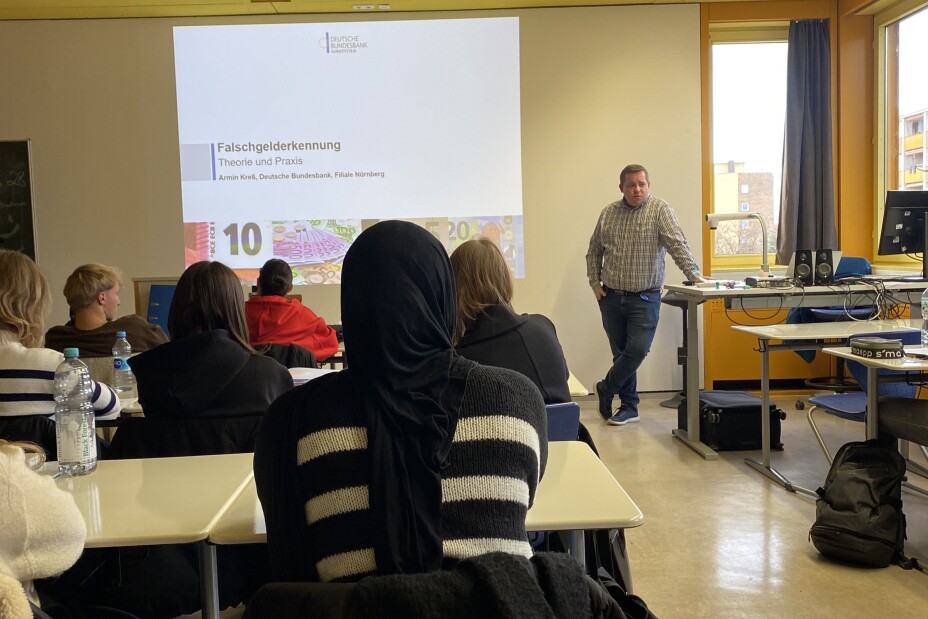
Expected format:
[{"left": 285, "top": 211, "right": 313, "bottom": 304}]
[
  {"left": 63, "top": 348, "right": 79, "bottom": 358},
  {"left": 116, "top": 331, "right": 127, "bottom": 338}
]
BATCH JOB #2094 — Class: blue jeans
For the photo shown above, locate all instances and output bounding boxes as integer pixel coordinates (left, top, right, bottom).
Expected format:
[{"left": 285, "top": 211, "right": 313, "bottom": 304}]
[{"left": 598, "top": 290, "right": 662, "bottom": 411}]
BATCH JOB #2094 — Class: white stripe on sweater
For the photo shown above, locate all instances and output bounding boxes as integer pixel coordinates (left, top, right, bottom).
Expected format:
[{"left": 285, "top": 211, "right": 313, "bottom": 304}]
[
  {"left": 297, "top": 426, "right": 367, "bottom": 465},
  {"left": 316, "top": 548, "right": 376, "bottom": 582},
  {"left": 441, "top": 475, "right": 530, "bottom": 506},
  {"left": 454, "top": 415, "right": 539, "bottom": 453},
  {"left": 443, "top": 537, "right": 534, "bottom": 560},
  {"left": 305, "top": 486, "right": 369, "bottom": 524}
]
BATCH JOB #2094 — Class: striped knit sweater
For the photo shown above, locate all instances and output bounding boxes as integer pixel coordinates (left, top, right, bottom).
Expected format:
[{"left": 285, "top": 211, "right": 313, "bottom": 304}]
[
  {"left": 255, "top": 363, "right": 548, "bottom": 583},
  {"left": 0, "top": 341, "right": 120, "bottom": 418}
]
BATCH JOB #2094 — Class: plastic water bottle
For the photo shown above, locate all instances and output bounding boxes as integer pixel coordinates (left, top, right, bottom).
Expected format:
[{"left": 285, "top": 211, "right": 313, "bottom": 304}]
[
  {"left": 112, "top": 331, "right": 136, "bottom": 395},
  {"left": 921, "top": 288, "right": 928, "bottom": 347},
  {"left": 54, "top": 348, "right": 97, "bottom": 476}
]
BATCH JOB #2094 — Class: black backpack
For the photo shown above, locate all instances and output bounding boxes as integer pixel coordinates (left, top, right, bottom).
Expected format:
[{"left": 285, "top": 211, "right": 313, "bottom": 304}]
[{"left": 809, "top": 440, "right": 908, "bottom": 567}]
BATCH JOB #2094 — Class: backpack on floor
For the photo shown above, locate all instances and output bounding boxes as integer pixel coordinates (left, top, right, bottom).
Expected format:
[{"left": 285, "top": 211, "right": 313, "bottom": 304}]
[{"left": 809, "top": 440, "right": 908, "bottom": 568}]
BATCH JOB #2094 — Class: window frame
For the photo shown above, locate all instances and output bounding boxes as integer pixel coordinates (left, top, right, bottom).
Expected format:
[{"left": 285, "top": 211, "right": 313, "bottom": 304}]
[{"left": 874, "top": 0, "right": 928, "bottom": 267}]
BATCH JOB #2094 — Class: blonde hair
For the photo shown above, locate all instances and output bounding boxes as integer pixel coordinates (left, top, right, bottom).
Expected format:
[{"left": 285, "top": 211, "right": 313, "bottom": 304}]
[
  {"left": 0, "top": 250, "right": 51, "bottom": 348},
  {"left": 63, "top": 263, "right": 122, "bottom": 311},
  {"left": 0, "top": 439, "right": 47, "bottom": 470},
  {"left": 449, "top": 238, "right": 514, "bottom": 343}
]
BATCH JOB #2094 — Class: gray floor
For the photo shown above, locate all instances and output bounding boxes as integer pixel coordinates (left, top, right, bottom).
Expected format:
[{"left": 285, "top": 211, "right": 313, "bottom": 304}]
[{"left": 584, "top": 393, "right": 928, "bottom": 618}]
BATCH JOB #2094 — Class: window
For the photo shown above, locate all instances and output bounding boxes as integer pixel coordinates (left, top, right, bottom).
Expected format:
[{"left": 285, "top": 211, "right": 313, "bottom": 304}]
[
  {"left": 710, "top": 34, "right": 787, "bottom": 261},
  {"left": 878, "top": 3, "right": 928, "bottom": 250}
]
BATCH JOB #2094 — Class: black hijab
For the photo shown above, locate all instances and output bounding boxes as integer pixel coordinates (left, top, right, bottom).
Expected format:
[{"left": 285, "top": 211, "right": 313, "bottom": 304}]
[{"left": 342, "top": 220, "right": 476, "bottom": 575}]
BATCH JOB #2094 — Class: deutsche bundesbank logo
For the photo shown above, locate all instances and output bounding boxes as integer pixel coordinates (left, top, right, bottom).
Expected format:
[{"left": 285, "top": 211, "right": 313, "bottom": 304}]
[{"left": 319, "top": 32, "right": 369, "bottom": 54}]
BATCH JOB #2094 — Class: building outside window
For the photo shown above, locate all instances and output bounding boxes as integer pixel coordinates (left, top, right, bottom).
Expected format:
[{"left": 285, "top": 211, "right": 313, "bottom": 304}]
[{"left": 710, "top": 38, "right": 786, "bottom": 259}]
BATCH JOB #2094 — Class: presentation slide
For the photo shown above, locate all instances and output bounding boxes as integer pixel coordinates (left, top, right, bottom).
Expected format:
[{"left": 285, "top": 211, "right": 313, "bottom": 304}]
[{"left": 174, "top": 18, "right": 524, "bottom": 284}]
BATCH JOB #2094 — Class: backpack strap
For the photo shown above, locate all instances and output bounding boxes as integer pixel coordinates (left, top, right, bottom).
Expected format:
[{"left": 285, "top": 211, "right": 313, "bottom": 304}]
[{"left": 895, "top": 552, "right": 925, "bottom": 573}]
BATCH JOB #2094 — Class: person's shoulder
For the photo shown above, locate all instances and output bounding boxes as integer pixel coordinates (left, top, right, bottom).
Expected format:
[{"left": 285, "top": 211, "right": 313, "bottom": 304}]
[
  {"left": 467, "top": 364, "right": 545, "bottom": 405},
  {"left": 523, "top": 312, "right": 557, "bottom": 332},
  {"left": 3, "top": 345, "right": 63, "bottom": 367},
  {"left": 648, "top": 195, "right": 672, "bottom": 209}
]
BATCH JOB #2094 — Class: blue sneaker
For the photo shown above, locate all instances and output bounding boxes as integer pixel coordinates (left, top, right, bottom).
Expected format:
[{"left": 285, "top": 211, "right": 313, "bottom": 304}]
[{"left": 608, "top": 406, "right": 639, "bottom": 426}]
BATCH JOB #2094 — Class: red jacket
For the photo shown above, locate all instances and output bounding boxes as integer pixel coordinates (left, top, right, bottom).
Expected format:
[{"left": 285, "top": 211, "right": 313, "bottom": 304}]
[{"left": 245, "top": 296, "right": 339, "bottom": 362}]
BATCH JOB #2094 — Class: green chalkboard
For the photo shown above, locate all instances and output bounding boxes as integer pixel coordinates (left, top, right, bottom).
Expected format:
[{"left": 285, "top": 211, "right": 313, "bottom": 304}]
[{"left": 0, "top": 140, "right": 35, "bottom": 259}]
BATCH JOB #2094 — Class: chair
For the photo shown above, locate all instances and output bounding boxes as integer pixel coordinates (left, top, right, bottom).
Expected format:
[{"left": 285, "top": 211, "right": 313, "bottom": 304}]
[
  {"left": 258, "top": 342, "right": 317, "bottom": 369},
  {"left": 807, "top": 330, "right": 920, "bottom": 463},
  {"left": 242, "top": 551, "right": 614, "bottom": 619},
  {"left": 0, "top": 415, "right": 58, "bottom": 459},
  {"left": 545, "top": 402, "right": 580, "bottom": 441},
  {"left": 877, "top": 397, "right": 928, "bottom": 482}
]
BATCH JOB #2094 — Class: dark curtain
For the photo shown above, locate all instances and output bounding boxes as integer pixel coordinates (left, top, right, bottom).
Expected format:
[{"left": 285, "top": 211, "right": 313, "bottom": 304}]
[{"left": 776, "top": 19, "right": 838, "bottom": 265}]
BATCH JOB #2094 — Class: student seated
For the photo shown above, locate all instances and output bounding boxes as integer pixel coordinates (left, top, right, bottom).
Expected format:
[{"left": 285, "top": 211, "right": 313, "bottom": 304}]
[
  {"left": 128, "top": 260, "right": 293, "bottom": 421},
  {"left": 0, "top": 251, "right": 120, "bottom": 453},
  {"left": 0, "top": 440, "right": 86, "bottom": 617},
  {"left": 44, "top": 263, "right": 167, "bottom": 357},
  {"left": 246, "top": 258, "right": 339, "bottom": 363},
  {"left": 450, "top": 238, "right": 571, "bottom": 404},
  {"left": 254, "top": 221, "right": 547, "bottom": 583}
]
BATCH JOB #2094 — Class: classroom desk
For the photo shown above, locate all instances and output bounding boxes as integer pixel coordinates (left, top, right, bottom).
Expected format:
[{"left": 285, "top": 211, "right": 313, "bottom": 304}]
[
  {"left": 821, "top": 345, "right": 928, "bottom": 439},
  {"left": 567, "top": 371, "right": 589, "bottom": 397},
  {"left": 662, "top": 281, "right": 925, "bottom": 461},
  {"left": 209, "top": 441, "right": 644, "bottom": 570},
  {"left": 52, "top": 453, "right": 254, "bottom": 619},
  {"left": 732, "top": 319, "right": 918, "bottom": 496}
]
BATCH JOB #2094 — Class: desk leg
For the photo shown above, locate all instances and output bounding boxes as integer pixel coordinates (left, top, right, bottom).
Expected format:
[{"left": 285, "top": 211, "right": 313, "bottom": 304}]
[
  {"left": 567, "top": 530, "right": 586, "bottom": 567},
  {"left": 744, "top": 341, "right": 816, "bottom": 498},
  {"left": 866, "top": 367, "right": 879, "bottom": 440},
  {"left": 198, "top": 541, "right": 220, "bottom": 619},
  {"left": 671, "top": 299, "right": 718, "bottom": 460}
]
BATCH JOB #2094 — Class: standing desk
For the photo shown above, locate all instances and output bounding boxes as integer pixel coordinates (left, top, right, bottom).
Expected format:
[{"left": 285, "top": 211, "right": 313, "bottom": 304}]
[
  {"left": 53, "top": 453, "right": 254, "bottom": 619},
  {"left": 731, "top": 320, "right": 918, "bottom": 496},
  {"left": 662, "top": 281, "right": 925, "bottom": 460},
  {"left": 209, "top": 441, "right": 643, "bottom": 570}
]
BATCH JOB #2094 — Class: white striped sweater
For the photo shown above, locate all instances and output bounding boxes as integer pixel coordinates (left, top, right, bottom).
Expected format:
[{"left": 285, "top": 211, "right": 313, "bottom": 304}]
[{"left": 257, "top": 364, "right": 548, "bottom": 583}]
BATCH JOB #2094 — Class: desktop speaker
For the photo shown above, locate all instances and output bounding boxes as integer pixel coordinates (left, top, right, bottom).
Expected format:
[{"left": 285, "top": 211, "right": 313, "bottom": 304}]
[
  {"left": 790, "top": 249, "right": 814, "bottom": 286},
  {"left": 814, "top": 249, "right": 835, "bottom": 285}
]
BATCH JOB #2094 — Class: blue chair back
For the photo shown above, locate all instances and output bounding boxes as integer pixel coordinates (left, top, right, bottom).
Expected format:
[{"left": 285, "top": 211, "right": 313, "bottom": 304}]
[
  {"left": 835, "top": 256, "right": 872, "bottom": 278},
  {"left": 846, "top": 330, "right": 919, "bottom": 398},
  {"left": 545, "top": 402, "right": 580, "bottom": 441}
]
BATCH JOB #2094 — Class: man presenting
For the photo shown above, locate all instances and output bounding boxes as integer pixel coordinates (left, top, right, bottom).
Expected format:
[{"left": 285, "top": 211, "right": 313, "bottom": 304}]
[{"left": 586, "top": 164, "right": 704, "bottom": 425}]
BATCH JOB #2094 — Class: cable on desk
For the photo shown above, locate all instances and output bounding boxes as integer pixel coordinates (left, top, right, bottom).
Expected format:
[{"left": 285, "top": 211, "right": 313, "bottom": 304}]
[{"left": 723, "top": 294, "right": 786, "bottom": 326}]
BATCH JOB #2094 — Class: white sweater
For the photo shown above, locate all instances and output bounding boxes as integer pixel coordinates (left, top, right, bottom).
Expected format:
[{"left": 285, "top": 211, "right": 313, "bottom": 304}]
[
  {"left": 0, "top": 342, "right": 120, "bottom": 418},
  {"left": 0, "top": 445, "right": 87, "bottom": 618}
]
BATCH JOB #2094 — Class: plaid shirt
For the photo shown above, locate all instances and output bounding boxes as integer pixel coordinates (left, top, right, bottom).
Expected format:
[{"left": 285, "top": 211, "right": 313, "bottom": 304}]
[{"left": 586, "top": 195, "right": 701, "bottom": 292}]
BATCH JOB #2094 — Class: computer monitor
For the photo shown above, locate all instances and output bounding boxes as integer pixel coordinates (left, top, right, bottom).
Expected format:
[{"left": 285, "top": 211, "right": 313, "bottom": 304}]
[{"left": 877, "top": 190, "right": 928, "bottom": 281}]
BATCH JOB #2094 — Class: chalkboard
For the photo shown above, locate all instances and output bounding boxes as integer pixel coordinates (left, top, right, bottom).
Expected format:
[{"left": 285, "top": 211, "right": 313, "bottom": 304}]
[{"left": 0, "top": 140, "right": 35, "bottom": 259}]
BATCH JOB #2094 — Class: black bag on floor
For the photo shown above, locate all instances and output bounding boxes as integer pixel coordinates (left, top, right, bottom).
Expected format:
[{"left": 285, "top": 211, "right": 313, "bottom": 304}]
[
  {"left": 677, "top": 390, "right": 785, "bottom": 451},
  {"left": 809, "top": 440, "right": 907, "bottom": 568}
]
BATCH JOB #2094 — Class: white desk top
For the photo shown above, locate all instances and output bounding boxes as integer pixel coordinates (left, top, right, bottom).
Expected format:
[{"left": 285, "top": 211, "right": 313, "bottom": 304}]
[
  {"left": 664, "top": 280, "right": 926, "bottom": 299},
  {"left": 823, "top": 345, "right": 928, "bottom": 371},
  {"left": 209, "top": 441, "right": 643, "bottom": 545},
  {"left": 53, "top": 453, "right": 254, "bottom": 548},
  {"left": 732, "top": 319, "right": 918, "bottom": 341},
  {"left": 567, "top": 371, "right": 589, "bottom": 397}
]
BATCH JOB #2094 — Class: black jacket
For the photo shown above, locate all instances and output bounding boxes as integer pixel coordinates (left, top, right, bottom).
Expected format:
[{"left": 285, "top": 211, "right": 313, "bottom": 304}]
[
  {"left": 132, "top": 329, "right": 292, "bottom": 419},
  {"left": 456, "top": 304, "right": 570, "bottom": 404}
]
